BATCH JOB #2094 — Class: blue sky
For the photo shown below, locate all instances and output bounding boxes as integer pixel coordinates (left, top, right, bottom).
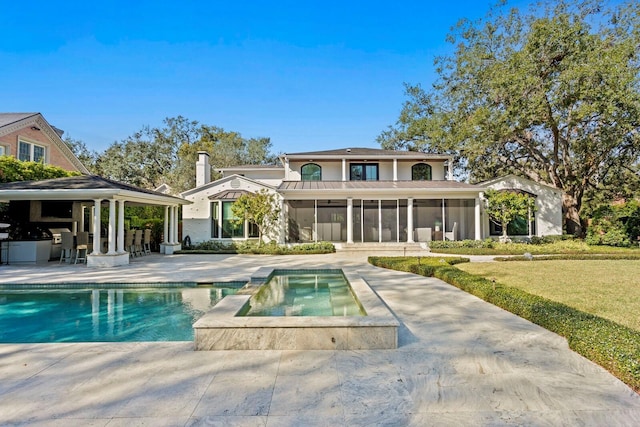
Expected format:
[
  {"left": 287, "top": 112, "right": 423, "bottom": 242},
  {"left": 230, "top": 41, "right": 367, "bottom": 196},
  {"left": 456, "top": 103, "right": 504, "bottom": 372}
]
[{"left": 1, "top": 0, "right": 531, "bottom": 154}]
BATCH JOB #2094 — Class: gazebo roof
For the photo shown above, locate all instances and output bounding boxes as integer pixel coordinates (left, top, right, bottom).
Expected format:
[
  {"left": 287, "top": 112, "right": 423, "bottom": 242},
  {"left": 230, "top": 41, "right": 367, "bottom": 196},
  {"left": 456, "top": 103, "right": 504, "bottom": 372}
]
[{"left": 0, "top": 175, "right": 190, "bottom": 206}]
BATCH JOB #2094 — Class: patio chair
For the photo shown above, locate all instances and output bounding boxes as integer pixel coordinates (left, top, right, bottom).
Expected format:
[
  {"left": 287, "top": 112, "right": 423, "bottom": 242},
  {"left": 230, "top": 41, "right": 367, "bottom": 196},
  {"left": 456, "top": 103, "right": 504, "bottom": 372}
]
[
  {"left": 59, "top": 231, "right": 75, "bottom": 263},
  {"left": 143, "top": 229, "right": 152, "bottom": 255},
  {"left": 74, "top": 231, "right": 89, "bottom": 264},
  {"left": 444, "top": 222, "right": 458, "bottom": 241},
  {"left": 134, "top": 229, "right": 143, "bottom": 256},
  {"left": 125, "top": 230, "right": 135, "bottom": 257}
]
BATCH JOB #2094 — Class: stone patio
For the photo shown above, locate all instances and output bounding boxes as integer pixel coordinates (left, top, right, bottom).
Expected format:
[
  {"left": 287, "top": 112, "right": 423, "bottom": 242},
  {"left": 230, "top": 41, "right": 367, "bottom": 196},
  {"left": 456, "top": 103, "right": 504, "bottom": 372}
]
[{"left": 0, "top": 253, "right": 639, "bottom": 426}]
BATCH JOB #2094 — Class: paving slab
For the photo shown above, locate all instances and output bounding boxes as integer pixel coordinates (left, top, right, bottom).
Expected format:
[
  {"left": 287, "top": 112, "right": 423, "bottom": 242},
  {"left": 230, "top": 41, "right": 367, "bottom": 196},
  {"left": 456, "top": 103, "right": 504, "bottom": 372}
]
[{"left": 0, "top": 253, "right": 639, "bottom": 426}]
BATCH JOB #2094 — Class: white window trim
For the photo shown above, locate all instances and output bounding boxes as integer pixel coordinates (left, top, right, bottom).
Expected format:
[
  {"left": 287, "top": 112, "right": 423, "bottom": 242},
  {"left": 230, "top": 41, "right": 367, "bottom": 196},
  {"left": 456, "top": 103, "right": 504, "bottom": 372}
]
[{"left": 18, "top": 138, "right": 48, "bottom": 163}]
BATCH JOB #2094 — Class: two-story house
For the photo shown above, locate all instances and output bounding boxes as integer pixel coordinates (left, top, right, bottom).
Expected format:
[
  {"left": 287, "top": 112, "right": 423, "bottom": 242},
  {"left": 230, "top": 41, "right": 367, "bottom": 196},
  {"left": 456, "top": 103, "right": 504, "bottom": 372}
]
[
  {"left": 0, "top": 113, "right": 89, "bottom": 174},
  {"left": 181, "top": 147, "right": 563, "bottom": 245}
]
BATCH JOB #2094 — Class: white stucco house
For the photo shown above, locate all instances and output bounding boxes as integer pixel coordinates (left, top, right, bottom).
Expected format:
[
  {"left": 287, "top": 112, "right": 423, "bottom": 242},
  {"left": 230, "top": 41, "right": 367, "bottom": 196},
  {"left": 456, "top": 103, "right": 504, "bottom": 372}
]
[{"left": 181, "top": 148, "right": 563, "bottom": 245}]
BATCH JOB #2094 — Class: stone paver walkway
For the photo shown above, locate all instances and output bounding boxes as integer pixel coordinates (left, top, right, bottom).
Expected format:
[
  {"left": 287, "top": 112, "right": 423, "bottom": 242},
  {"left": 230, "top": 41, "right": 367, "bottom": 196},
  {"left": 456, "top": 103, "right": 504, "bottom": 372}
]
[{"left": 0, "top": 254, "right": 639, "bottom": 426}]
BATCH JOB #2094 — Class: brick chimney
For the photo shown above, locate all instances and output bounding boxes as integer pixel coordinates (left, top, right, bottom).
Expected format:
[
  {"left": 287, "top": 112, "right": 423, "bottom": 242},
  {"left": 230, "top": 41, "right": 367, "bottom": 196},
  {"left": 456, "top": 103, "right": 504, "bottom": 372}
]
[{"left": 196, "top": 151, "right": 210, "bottom": 187}]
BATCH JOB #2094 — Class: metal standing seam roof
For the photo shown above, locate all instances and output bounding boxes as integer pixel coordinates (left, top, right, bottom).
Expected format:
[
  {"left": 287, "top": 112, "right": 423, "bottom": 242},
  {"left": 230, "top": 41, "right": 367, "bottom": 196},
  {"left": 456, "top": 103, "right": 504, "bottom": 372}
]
[
  {"left": 208, "top": 190, "right": 249, "bottom": 200},
  {"left": 277, "top": 180, "right": 484, "bottom": 191}
]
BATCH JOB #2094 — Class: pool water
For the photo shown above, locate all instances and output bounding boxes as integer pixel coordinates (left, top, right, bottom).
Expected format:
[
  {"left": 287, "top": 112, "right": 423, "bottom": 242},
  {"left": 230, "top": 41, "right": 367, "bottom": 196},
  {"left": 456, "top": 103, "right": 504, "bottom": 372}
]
[
  {"left": 0, "top": 285, "right": 240, "bottom": 343},
  {"left": 244, "top": 270, "right": 365, "bottom": 316}
]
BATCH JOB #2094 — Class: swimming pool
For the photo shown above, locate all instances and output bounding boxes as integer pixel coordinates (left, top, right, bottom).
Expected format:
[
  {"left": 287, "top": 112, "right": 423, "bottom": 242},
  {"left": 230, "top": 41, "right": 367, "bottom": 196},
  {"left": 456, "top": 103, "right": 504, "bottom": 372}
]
[
  {"left": 0, "top": 284, "right": 242, "bottom": 343},
  {"left": 243, "top": 270, "right": 365, "bottom": 316}
]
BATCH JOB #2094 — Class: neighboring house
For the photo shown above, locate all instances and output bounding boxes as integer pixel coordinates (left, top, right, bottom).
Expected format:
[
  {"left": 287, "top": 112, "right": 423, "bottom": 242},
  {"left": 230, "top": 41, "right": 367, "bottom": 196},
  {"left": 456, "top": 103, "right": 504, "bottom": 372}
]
[
  {"left": 0, "top": 113, "right": 89, "bottom": 174},
  {"left": 181, "top": 148, "right": 563, "bottom": 244}
]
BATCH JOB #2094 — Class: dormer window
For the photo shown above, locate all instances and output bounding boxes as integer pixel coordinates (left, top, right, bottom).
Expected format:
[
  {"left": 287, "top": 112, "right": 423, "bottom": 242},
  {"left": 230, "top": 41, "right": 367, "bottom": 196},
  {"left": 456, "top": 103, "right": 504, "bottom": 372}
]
[
  {"left": 412, "top": 163, "right": 432, "bottom": 181},
  {"left": 301, "top": 163, "right": 322, "bottom": 181}
]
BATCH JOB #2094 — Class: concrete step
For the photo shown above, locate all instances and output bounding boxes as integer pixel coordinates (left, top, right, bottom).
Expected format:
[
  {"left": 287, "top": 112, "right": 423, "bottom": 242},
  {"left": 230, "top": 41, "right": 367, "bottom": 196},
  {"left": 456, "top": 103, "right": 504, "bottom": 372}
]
[{"left": 334, "top": 242, "right": 430, "bottom": 255}]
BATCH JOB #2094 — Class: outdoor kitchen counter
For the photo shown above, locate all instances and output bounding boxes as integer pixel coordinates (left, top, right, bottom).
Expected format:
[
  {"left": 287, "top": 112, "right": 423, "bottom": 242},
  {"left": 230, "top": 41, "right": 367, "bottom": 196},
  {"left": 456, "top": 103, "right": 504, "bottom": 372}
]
[{"left": 0, "top": 239, "right": 52, "bottom": 265}]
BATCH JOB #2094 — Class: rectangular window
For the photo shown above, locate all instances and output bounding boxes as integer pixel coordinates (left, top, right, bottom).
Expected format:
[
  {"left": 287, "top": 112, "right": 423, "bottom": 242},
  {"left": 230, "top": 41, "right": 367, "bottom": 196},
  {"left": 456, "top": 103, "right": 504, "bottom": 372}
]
[
  {"left": 222, "top": 201, "right": 244, "bottom": 238},
  {"left": 18, "top": 141, "right": 30, "bottom": 161},
  {"left": 350, "top": 163, "right": 378, "bottom": 181},
  {"left": 18, "top": 140, "right": 46, "bottom": 162},
  {"left": 0, "top": 146, "right": 5, "bottom": 155},
  {"left": 33, "top": 145, "right": 45, "bottom": 162}
]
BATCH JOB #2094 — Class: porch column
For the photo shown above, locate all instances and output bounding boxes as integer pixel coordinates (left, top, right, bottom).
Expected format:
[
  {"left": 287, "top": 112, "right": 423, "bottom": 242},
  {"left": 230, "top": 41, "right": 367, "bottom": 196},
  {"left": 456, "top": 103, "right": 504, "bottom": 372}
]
[
  {"left": 342, "top": 159, "right": 347, "bottom": 181},
  {"left": 92, "top": 199, "right": 101, "bottom": 254},
  {"left": 441, "top": 198, "right": 446, "bottom": 241},
  {"left": 393, "top": 159, "right": 398, "bottom": 181},
  {"left": 117, "top": 200, "right": 126, "bottom": 253},
  {"left": 475, "top": 197, "right": 482, "bottom": 240},
  {"left": 107, "top": 199, "right": 117, "bottom": 255},
  {"left": 163, "top": 206, "right": 169, "bottom": 244},
  {"left": 378, "top": 200, "right": 382, "bottom": 243},
  {"left": 346, "top": 197, "right": 353, "bottom": 244},
  {"left": 407, "top": 197, "right": 414, "bottom": 243}
]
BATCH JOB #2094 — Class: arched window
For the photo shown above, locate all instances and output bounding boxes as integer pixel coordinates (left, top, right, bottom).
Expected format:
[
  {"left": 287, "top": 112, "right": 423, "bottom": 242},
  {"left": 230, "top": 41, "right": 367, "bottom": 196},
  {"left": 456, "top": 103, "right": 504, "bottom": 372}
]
[
  {"left": 412, "top": 163, "right": 432, "bottom": 181},
  {"left": 301, "top": 163, "right": 322, "bottom": 181}
]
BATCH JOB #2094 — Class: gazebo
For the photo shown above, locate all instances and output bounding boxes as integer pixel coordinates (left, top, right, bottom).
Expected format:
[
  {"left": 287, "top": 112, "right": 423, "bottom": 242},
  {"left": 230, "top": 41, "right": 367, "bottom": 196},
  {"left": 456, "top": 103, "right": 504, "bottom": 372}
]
[{"left": 0, "top": 175, "right": 190, "bottom": 267}]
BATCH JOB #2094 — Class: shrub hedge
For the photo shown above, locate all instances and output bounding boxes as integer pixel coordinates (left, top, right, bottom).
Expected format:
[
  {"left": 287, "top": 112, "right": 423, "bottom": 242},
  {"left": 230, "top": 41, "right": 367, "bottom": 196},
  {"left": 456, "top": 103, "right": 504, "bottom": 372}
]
[
  {"left": 176, "top": 240, "right": 335, "bottom": 255},
  {"left": 368, "top": 256, "right": 640, "bottom": 393}
]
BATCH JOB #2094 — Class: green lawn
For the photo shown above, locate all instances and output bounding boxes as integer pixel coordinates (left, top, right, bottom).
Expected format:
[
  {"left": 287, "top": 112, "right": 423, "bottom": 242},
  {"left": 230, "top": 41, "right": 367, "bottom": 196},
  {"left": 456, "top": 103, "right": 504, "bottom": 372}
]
[
  {"left": 457, "top": 260, "right": 640, "bottom": 332},
  {"left": 429, "top": 239, "right": 640, "bottom": 255}
]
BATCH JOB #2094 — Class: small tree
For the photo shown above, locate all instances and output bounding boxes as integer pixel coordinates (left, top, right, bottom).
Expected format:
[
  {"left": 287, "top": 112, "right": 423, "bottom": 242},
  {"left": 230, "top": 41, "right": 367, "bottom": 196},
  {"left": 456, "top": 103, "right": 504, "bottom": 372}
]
[
  {"left": 231, "top": 190, "right": 281, "bottom": 246},
  {"left": 484, "top": 189, "right": 536, "bottom": 241}
]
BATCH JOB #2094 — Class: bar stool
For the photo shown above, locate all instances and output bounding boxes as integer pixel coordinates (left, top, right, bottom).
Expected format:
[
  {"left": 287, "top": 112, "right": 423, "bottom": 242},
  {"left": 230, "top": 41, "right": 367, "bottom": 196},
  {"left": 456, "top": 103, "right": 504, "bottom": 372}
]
[
  {"left": 143, "top": 229, "right": 152, "bottom": 255},
  {"left": 59, "top": 232, "right": 75, "bottom": 263},
  {"left": 74, "top": 231, "right": 89, "bottom": 264}
]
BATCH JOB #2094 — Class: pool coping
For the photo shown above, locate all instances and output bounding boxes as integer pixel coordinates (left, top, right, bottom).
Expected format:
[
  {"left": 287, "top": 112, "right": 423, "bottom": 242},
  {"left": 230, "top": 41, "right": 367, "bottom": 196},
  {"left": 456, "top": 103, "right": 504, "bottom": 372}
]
[{"left": 193, "top": 267, "right": 399, "bottom": 350}]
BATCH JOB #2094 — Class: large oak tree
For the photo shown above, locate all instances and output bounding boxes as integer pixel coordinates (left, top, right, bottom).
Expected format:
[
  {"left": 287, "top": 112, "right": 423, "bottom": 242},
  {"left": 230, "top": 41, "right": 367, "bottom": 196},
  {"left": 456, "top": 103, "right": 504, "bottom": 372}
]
[
  {"left": 379, "top": 0, "right": 640, "bottom": 235},
  {"left": 95, "top": 116, "right": 277, "bottom": 193}
]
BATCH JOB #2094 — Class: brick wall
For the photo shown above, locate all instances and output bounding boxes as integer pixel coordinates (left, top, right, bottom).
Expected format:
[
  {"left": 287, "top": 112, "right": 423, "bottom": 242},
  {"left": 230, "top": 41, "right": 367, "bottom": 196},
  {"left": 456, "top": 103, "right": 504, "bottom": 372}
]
[{"left": 0, "top": 126, "right": 79, "bottom": 171}]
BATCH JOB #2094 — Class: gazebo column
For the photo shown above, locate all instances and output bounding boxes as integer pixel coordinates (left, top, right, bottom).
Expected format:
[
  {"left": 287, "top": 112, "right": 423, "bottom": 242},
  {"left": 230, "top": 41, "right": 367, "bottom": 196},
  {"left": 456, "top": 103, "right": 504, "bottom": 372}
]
[
  {"left": 346, "top": 197, "right": 354, "bottom": 244},
  {"left": 160, "top": 206, "right": 169, "bottom": 254},
  {"left": 117, "top": 200, "right": 126, "bottom": 253},
  {"left": 167, "top": 206, "right": 175, "bottom": 245},
  {"left": 107, "top": 199, "right": 117, "bottom": 255},
  {"left": 87, "top": 198, "right": 130, "bottom": 267},
  {"left": 161, "top": 205, "right": 181, "bottom": 255},
  {"left": 407, "top": 197, "right": 414, "bottom": 243},
  {"left": 172, "top": 205, "right": 179, "bottom": 244},
  {"left": 164, "top": 206, "right": 169, "bottom": 243},
  {"left": 80, "top": 206, "right": 86, "bottom": 233},
  {"left": 92, "top": 199, "right": 102, "bottom": 255}
]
